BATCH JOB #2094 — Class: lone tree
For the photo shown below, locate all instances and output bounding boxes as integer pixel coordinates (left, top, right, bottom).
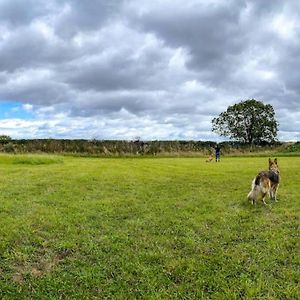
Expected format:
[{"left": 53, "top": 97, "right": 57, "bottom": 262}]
[{"left": 212, "top": 99, "right": 278, "bottom": 144}]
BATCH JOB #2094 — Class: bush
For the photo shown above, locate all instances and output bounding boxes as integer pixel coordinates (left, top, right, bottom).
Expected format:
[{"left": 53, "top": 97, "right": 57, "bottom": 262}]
[
  {"left": 3, "top": 142, "right": 15, "bottom": 153},
  {"left": 285, "top": 142, "right": 300, "bottom": 152}
]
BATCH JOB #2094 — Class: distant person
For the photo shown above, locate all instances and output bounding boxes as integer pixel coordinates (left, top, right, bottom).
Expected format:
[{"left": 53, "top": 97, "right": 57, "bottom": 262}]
[{"left": 215, "top": 144, "right": 221, "bottom": 162}]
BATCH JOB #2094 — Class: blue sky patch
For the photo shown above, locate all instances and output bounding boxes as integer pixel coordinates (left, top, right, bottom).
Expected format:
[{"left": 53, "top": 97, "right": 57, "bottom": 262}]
[{"left": 0, "top": 101, "right": 33, "bottom": 120}]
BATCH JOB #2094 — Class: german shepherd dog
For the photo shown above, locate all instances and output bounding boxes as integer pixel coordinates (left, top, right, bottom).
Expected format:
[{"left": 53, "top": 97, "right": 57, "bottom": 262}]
[{"left": 247, "top": 158, "right": 280, "bottom": 205}]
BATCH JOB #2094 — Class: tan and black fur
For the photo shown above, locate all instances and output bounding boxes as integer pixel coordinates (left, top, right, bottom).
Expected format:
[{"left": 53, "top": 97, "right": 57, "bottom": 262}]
[{"left": 247, "top": 158, "right": 280, "bottom": 205}]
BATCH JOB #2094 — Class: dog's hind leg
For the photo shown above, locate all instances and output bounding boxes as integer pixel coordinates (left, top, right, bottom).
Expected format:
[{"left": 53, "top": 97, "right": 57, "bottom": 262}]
[
  {"left": 247, "top": 192, "right": 256, "bottom": 206},
  {"left": 261, "top": 193, "right": 267, "bottom": 205}
]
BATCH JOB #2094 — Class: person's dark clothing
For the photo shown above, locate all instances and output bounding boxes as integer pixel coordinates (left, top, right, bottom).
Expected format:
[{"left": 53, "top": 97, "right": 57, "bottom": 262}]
[{"left": 215, "top": 145, "right": 221, "bottom": 162}]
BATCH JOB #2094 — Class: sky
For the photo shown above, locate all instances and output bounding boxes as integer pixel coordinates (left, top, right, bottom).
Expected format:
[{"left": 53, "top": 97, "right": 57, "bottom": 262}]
[{"left": 0, "top": 0, "right": 300, "bottom": 141}]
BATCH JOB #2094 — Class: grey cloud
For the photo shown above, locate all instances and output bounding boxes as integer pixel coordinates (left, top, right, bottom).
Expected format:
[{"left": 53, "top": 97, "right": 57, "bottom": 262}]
[
  {"left": 128, "top": 1, "right": 248, "bottom": 74},
  {"left": 53, "top": 0, "right": 124, "bottom": 38},
  {"left": 65, "top": 54, "right": 149, "bottom": 91},
  {"left": 0, "top": 75, "right": 72, "bottom": 105},
  {"left": 0, "top": 28, "right": 48, "bottom": 71},
  {"left": 127, "top": 0, "right": 297, "bottom": 91},
  {"left": 0, "top": 0, "right": 50, "bottom": 27},
  {"left": 69, "top": 90, "right": 162, "bottom": 116},
  {"left": 277, "top": 48, "right": 300, "bottom": 97},
  {"left": 64, "top": 46, "right": 176, "bottom": 92},
  {"left": 0, "top": 27, "right": 84, "bottom": 72}
]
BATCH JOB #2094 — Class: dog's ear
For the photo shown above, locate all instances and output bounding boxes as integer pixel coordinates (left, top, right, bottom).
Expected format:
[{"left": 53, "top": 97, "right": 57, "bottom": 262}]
[{"left": 274, "top": 158, "right": 278, "bottom": 165}]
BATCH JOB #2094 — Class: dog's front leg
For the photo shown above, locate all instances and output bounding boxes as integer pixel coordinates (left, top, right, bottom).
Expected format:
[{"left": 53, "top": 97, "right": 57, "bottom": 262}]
[
  {"left": 270, "top": 189, "right": 274, "bottom": 201},
  {"left": 274, "top": 184, "right": 279, "bottom": 202}
]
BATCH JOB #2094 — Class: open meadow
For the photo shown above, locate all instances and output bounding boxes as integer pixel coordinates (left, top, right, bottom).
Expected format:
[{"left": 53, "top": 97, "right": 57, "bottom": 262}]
[{"left": 0, "top": 155, "right": 299, "bottom": 299}]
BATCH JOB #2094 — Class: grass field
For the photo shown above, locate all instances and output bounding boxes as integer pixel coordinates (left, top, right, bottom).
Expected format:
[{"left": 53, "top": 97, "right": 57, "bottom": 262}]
[{"left": 0, "top": 155, "right": 299, "bottom": 299}]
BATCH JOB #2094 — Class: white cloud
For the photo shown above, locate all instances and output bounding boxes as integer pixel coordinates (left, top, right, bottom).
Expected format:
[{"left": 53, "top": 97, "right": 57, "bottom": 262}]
[
  {"left": 271, "top": 14, "right": 297, "bottom": 40},
  {"left": 22, "top": 103, "right": 33, "bottom": 111}
]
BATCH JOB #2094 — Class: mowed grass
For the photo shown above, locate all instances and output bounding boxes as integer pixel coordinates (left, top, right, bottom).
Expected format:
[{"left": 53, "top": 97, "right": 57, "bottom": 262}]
[{"left": 0, "top": 155, "right": 299, "bottom": 299}]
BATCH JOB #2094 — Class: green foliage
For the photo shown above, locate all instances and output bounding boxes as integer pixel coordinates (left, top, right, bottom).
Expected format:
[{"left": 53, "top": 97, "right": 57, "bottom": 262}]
[
  {"left": 0, "top": 135, "right": 12, "bottom": 141},
  {"left": 3, "top": 142, "right": 15, "bottom": 153},
  {"left": 0, "top": 139, "right": 218, "bottom": 155},
  {"left": 212, "top": 99, "right": 279, "bottom": 144},
  {"left": 0, "top": 155, "right": 299, "bottom": 299},
  {"left": 0, "top": 139, "right": 289, "bottom": 156},
  {"left": 284, "top": 142, "right": 300, "bottom": 153}
]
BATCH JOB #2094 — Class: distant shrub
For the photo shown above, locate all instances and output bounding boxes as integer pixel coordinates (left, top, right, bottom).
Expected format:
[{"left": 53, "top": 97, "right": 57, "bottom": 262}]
[
  {"left": 0, "top": 135, "right": 12, "bottom": 142},
  {"left": 285, "top": 142, "right": 300, "bottom": 152},
  {"left": 3, "top": 142, "right": 15, "bottom": 153}
]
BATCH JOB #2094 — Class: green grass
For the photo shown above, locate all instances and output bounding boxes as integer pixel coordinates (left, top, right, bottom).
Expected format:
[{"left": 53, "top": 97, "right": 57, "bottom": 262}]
[
  {"left": 0, "top": 154, "right": 63, "bottom": 165},
  {"left": 0, "top": 155, "right": 299, "bottom": 299}
]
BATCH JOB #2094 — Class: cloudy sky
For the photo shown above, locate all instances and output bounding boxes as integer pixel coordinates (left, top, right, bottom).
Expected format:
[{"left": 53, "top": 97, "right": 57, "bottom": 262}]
[{"left": 0, "top": 0, "right": 299, "bottom": 141}]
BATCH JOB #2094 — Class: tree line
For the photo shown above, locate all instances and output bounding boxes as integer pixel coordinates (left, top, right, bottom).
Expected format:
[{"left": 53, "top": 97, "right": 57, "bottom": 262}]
[{"left": 0, "top": 139, "right": 282, "bottom": 156}]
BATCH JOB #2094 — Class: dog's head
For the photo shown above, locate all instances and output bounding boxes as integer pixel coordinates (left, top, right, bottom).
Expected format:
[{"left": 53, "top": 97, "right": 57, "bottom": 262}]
[{"left": 269, "top": 158, "right": 279, "bottom": 173}]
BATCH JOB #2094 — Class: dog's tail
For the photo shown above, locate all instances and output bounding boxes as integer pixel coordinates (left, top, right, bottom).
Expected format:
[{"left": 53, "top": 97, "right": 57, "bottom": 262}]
[{"left": 247, "top": 177, "right": 259, "bottom": 202}]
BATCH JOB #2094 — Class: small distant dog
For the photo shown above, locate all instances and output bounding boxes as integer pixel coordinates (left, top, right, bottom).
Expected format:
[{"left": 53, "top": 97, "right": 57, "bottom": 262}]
[
  {"left": 247, "top": 158, "right": 280, "bottom": 205},
  {"left": 206, "top": 155, "right": 213, "bottom": 162}
]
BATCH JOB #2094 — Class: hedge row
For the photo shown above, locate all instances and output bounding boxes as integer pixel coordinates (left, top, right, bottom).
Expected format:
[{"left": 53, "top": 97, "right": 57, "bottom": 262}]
[{"left": 0, "top": 139, "right": 285, "bottom": 156}]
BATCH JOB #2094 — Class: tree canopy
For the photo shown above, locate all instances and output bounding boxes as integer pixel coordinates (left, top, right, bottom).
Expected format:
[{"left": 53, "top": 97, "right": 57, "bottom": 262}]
[
  {"left": 0, "top": 135, "right": 12, "bottom": 141},
  {"left": 211, "top": 99, "right": 279, "bottom": 144}
]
